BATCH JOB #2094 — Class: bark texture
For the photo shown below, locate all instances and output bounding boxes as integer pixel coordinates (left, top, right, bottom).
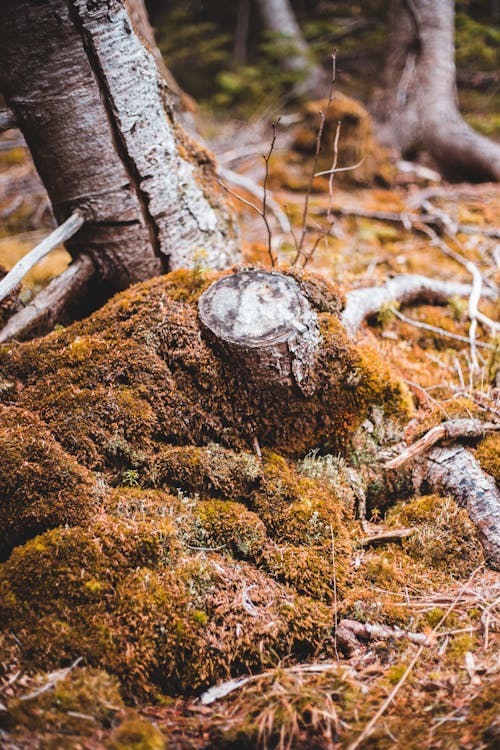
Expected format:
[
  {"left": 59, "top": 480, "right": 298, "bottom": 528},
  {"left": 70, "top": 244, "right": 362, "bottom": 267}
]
[
  {"left": 198, "top": 270, "right": 320, "bottom": 396},
  {"left": 0, "top": 0, "right": 238, "bottom": 295},
  {"left": 416, "top": 446, "right": 500, "bottom": 570},
  {"left": 375, "top": 0, "right": 500, "bottom": 182}
]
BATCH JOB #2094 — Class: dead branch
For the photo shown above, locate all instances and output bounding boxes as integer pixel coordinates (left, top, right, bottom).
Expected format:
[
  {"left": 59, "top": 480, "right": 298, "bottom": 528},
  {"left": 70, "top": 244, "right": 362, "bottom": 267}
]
[
  {"left": 322, "top": 205, "right": 500, "bottom": 239},
  {"left": 261, "top": 118, "right": 280, "bottom": 266},
  {"left": 0, "top": 211, "right": 84, "bottom": 304},
  {"left": 0, "top": 108, "right": 17, "bottom": 132},
  {"left": 341, "top": 274, "right": 495, "bottom": 338},
  {"left": 385, "top": 419, "right": 500, "bottom": 469},
  {"left": 337, "top": 618, "right": 431, "bottom": 647},
  {"left": 296, "top": 51, "right": 336, "bottom": 258},
  {"left": 0, "top": 254, "right": 95, "bottom": 343},
  {"left": 361, "top": 527, "right": 416, "bottom": 546}
]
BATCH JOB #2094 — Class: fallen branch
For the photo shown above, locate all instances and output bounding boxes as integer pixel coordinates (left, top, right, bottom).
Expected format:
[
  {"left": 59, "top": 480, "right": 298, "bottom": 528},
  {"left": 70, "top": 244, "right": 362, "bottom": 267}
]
[
  {"left": 0, "top": 211, "right": 84, "bottom": 304},
  {"left": 337, "top": 618, "right": 431, "bottom": 647},
  {"left": 341, "top": 274, "right": 495, "bottom": 338},
  {"left": 361, "top": 527, "right": 416, "bottom": 546},
  {"left": 385, "top": 419, "right": 500, "bottom": 469},
  {"left": 322, "top": 204, "right": 500, "bottom": 239},
  {"left": 0, "top": 254, "right": 95, "bottom": 343},
  {"left": 392, "top": 307, "right": 495, "bottom": 351}
]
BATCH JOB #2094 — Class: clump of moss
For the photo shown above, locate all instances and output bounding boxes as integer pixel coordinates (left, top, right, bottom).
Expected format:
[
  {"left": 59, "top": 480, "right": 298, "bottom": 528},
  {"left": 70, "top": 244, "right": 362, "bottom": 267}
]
[
  {"left": 150, "top": 443, "right": 262, "bottom": 500},
  {"left": 7, "top": 667, "right": 125, "bottom": 736},
  {"left": 273, "top": 93, "right": 395, "bottom": 191},
  {"left": 475, "top": 433, "right": 500, "bottom": 483},
  {"left": 105, "top": 717, "right": 167, "bottom": 750},
  {"left": 0, "top": 404, "right": 100, "bottom": 558},
  {"left": 194, "top": 500, "right": 267, "bottom": 560},
  {"left": 387, "top": 494, "right": 483, "bottom": 576},
  {"left": 260, "top": 543, "right": 337, "bottom": 602}
]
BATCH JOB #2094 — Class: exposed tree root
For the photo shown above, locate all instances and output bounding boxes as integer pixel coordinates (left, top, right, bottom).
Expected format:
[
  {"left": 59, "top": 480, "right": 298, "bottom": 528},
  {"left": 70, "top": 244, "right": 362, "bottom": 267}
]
[
  {"left": 341, "top": 273, "right": 494, "bottom": 337},
  {"left": 0, "top": 254, "right": 95, "bottom": 343},
  {"left": 414, "top": 446, "right": 500, "bottom": 571}
]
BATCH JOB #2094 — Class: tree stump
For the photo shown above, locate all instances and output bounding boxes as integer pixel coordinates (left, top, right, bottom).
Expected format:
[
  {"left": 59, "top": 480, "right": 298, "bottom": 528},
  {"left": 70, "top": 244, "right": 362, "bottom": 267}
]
[{"left": 198, "top": 270, "right": 320, "bottom": 396}]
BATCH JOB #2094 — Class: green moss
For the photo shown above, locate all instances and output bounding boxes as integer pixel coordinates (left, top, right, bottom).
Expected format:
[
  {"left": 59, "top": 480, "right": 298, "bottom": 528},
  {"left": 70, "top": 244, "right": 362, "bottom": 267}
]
[
  {"left": 8, "top": 668, "right": 125, "bottom": 734},
  {"left": 194, "top": 499, "right": 267, "bottom": 560},
  {"left": 105, "top": 718, "right": 167, "bottom": 750},
  {"left": 387, "top": 495, "right": 483, "bottom": 576}
]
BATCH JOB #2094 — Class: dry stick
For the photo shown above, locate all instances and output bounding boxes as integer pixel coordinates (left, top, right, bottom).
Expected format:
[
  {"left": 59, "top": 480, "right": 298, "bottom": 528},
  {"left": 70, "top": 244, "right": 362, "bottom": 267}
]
[
  {"left": 341, "top": 274, "right": 494, "bottom": 339},
  {"left": 322, "top": 205, "right": 500, "bottom": 239},
  {"left": 0, "top": 211, "right": 84, "bottom": 303},
  {"left": 346, "top": 565, "right": 484, "bottom": 750},
  {"left": 338, "top": 618, "right": 431, "bottom": 647},
  {"left": 391, "top": 308, "right": 495, "bottom": 350},
  {"left": 295, "top": 51, "right": 337, "bottom": 260},
  {"left": 327, "top": 121, "right": 341, "bottom": 222},
  {"left": 385, "top": 418, "right": 500, "bottom": 470},
  {"left": 330, "top": 525, "right": 339, "bottom": 660},
  {"left": 261, "top": 118, "right": 281, "bottom": 267},
  {"left": 361, "top": 527, "right": 416, "bottom": 546}
]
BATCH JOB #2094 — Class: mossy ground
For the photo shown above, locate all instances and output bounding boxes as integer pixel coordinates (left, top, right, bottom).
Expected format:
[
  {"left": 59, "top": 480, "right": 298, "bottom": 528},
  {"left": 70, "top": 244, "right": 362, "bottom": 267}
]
[{"left": 0, "top": 261, "right": 497, "bottom": 750}]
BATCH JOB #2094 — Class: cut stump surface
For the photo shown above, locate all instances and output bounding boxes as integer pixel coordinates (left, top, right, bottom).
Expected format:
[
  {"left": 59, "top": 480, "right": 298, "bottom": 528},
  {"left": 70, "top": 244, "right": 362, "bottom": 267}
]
[{"left": 198, "top": 270, "right": 320, "bottom": 395}]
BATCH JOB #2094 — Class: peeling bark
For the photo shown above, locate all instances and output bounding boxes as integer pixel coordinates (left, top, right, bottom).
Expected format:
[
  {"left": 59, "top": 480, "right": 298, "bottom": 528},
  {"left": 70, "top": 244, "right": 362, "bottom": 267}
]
[{"left": 0, "top": 0, "right": 238, "bottom": 299}]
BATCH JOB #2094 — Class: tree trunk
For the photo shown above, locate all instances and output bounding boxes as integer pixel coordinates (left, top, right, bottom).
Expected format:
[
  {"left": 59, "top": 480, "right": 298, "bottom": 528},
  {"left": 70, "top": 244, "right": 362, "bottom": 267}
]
[
  {"left": 375, "top": 0, "right": 500, "bottom": 182},
  {"left": 255, "top": 0, "right": 324, "bottom": 99},
  {"left": 0, "top": 0, "right": 238, "bottom": 303}
]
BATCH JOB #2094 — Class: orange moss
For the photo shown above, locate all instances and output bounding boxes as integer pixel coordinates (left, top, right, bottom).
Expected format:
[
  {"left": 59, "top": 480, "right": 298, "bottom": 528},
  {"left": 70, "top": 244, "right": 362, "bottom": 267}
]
[
  {"left": 475, "top": 433, "right": 500, "bottom": 482},
  {"left": 0, "top": 404, "right": 100, "bottom": 558}
]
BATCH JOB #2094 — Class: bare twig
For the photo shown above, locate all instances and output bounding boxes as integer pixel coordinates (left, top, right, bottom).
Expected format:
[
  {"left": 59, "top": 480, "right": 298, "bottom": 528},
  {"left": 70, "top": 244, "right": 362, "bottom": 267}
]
[
  {"left": 261, "top": 119, "right": 281, "bottom": 267},
  {"left": 0, "top": 211, "right": 84, "bottom": 304},
  {"left": 218, "top": 167, "right": 290, "bottom": 233},
  {"left": 337, "top": 618, "right": 431, "bottom": 647},
  {"left": 385, "top": 419, "right": 500, "bottom": 470},
  {"left": 391, "top": 307, "right": 495, "bottom": 350},
  {"left": 296, "top": 52, "right": 337, "bottom": 259}
]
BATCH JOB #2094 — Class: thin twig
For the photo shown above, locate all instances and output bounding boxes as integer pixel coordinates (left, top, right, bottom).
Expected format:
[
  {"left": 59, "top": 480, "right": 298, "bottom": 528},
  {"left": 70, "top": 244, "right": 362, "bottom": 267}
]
[
  {"left": 0, "top": 211, "right": 84, "bottom": 303},
  {"left": 331, "top": 525, "right": 339, "bottom": 660},
  {"left": 296, "top": 51, "right": 337, "bottom": 259},
  {"left": 392, "top": 308, "right": 495, "bottom": 350},
  {"left": 218, "top": 167, "right": 290, "bottom": 233},
  {"left": 262, "top": 118, "right": 281, "bottom": 267}
]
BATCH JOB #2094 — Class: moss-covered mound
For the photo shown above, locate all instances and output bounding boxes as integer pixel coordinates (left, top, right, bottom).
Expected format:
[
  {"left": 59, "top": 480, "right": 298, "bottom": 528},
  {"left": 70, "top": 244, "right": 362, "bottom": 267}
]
[
  {"left": 271, "top": 93, "right": 396, "bottom": 191},
  {"left": 1, "top": 267, "right": 490, "bottom": 749},
  {"left": 0, "top": 267, "right": 411, "bottom": 475},
  {"left": 0, "top": 403, "right": 99, "bottom": 558}
]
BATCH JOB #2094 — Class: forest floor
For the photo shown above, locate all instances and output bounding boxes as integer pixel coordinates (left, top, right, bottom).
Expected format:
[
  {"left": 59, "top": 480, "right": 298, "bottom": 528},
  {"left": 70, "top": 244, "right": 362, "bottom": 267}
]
[{"left": 0, "top": 94, "right": 499, "bottom": 750}]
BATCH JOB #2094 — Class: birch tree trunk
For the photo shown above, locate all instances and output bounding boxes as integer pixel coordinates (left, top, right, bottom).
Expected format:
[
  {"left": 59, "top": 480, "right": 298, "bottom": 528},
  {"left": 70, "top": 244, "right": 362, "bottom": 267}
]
[
  {"left": 0, "top": 0, "right": 238, "bottom": 312},
  {"left": 375, "top": 0, "right": 500, "bottom": 182},
  {"left": 255, "top": 0, "right": 324, "bottom": 98}
]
